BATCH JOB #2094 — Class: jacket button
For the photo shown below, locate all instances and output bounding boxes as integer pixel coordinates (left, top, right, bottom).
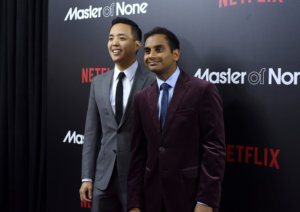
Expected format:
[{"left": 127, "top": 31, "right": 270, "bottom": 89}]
[
  {"left": 159, "top": 146, "right": 165, "bottom": 153},
  {"left": 113, "top": 150, "right": 117, "bottom": 153}
]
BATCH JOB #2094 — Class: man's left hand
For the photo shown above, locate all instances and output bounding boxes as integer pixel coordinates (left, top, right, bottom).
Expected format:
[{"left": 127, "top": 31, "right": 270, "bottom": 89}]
[{"left": 194, "top": 204, "right": 213, "bottom": 212}]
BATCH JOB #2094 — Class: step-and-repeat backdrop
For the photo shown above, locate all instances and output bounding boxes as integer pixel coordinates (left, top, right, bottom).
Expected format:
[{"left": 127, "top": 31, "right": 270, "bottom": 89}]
[{"left": 47, "top": 0, "right": 300, "bottom": 211}]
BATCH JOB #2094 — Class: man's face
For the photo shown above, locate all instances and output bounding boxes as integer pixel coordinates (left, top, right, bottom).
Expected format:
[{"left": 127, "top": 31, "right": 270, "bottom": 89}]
[
  {"left": 107, "top": 23, "right": 141, "bottom": 70},
  {"left": 144, "top": 34, "right": 179, "bottom": 77}
]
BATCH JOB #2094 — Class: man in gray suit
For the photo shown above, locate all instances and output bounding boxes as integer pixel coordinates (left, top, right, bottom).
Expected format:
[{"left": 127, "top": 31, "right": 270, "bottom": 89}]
[{"left": 79, "top": 17, "right": 154, "bottom": 212}]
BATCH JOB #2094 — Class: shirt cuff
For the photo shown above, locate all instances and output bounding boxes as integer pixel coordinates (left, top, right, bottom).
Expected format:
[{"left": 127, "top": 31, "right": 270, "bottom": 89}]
[
  {"left": 82, "top": 178, "right": 93, "bottom": 182},
  {"left": 197, "top": 201, "right": 208, "bottom": 206}
]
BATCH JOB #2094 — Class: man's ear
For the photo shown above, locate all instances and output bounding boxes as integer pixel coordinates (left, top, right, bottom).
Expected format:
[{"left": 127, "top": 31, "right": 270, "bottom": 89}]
[
  {"left": 135, "top": 40, "right": 141, "bottom": 51},
  {"left": 172, "top": 49, "right": 180, "bottom": 62}
]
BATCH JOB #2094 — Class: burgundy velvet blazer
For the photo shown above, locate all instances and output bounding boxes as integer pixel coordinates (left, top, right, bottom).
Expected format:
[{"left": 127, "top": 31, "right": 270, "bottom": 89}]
[{"left": 127, "top": 70, "right": 226, "bottom": 212}]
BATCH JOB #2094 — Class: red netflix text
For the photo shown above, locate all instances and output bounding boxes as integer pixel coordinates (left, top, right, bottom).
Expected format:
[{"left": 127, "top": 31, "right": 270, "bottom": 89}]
[
  {"left": 81, "top": 202, "right": 91, "bottom": 208},
  {"left": 82, "top": 67, "right": 111, "bottom": 84},
  {"left": 219, "top": 0, "right": 283, "bottom": 8},
  {"left": 226, "top": 144, "right": 280, "bottom": 169}
]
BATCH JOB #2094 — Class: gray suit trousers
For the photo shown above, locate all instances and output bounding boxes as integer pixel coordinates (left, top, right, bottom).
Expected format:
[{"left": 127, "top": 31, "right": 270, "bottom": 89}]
[{"left": 91, "top": 165, "right": 126, "bottom": 212}]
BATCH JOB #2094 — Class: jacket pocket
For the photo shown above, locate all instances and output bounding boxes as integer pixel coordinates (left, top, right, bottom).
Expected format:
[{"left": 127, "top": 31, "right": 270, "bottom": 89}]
[{"left": 181, "top": 166, "right": 200, "bottom": 179}]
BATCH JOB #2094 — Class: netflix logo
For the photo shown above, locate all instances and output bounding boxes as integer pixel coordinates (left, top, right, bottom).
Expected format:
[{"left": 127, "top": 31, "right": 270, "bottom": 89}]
[
  {"left": 82, "top": 67, "right": 111, "bottom": 84},
  {"left": 227, "top": 144, "right": 280, "bottom": 170},
  {"left": 219, "top": 0, "right": 283, "bottom": 8}
]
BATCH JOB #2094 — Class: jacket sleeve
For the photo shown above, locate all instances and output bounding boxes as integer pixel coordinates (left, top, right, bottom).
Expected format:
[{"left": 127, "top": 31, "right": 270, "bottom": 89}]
[
  {"left": 196, "top": 82, "right": 226, "bottom": 208},
  {"left": 127, "top": 93, "right": 147, "bottom": 211},
  {"left": 81, "top": 79, "right": 102, "bottom": 180}
]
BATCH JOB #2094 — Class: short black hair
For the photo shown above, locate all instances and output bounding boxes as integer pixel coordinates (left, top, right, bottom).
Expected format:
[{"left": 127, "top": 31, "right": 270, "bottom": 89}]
[
  {"left": 111, "top": 17, "right": 142, "bottom": 41},
  {"left": 144, "top": 27, "right": 180, "bottom": 51}
]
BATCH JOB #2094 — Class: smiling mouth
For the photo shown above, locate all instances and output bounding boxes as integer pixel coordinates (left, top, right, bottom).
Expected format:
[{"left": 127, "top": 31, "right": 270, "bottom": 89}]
[
  {"left": 147, "top": 60, "right": 160, "bottom": 66},
  {"left": 112, "top": 49, "right": 121, "bottom": 55}
]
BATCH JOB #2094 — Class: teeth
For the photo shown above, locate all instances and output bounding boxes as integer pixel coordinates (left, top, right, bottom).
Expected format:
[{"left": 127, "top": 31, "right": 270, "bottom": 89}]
[{"left": 112, "top": 50, "right": 121, "bottom": 53}]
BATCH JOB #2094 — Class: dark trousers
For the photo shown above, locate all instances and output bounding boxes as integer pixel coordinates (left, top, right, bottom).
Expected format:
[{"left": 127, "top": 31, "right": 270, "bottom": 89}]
[
  {"left": 161, "top": 199, "right": 167, "bottom": 212},
  {"left": 91, "top": 166, "right": 126, "bottom": 212}
]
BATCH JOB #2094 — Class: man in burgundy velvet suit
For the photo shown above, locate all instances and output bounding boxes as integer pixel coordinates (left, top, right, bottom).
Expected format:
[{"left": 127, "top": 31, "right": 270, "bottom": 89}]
[{"left": 127, "top": 27, "right": 226, "bottom": 212}]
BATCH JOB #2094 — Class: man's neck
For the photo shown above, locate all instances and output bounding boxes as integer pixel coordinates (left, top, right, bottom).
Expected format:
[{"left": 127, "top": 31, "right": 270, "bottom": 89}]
[
  {"left": 156, "top": 66, "right": 177, "bottom": 81},
  {"left": 115, "top": 59, "right": 136, "bottom": 71}
]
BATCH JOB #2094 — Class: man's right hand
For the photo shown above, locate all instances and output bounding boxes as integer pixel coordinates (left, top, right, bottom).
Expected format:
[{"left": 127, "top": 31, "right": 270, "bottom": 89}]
[
  {"left": 79, "top": 182, "right": 93, "bottom": 202},
  {"left": 129, "top": 208, "right": 141, "bottom": 212}
]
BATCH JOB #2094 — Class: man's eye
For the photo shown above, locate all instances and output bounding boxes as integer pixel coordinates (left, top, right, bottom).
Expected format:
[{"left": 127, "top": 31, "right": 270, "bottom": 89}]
[
  {"left": 156, "top": 47, "right": 163, "bottom": 52},
  {"left": 108, "top": 37, "right": 113, "bottom": 41},
  {"left": 120, "top": 37, "right": 126, "bottom": 40},
  {"left": 144, "top": 49, "right": 150, "bottom": 54}
]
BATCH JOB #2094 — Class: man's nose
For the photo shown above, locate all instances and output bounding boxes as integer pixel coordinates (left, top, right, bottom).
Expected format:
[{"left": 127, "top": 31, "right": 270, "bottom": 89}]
[{"left": 111, "top": 38, "right": 119, "bottom": 45}]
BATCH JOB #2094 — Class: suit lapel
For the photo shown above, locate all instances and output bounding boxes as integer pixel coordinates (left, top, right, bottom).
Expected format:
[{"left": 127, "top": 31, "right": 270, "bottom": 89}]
[
  {"left": 102, "top": 70, "right": 117, "bottom": 126},
  {"left": 148, "top": 82, "right": 161, "bottom": 133},
  {"left": 162, "top": 71, "right": 190, "bottom": 134},
  {"left": 118, "top": 64, "right": 147, "bottom": 129}
]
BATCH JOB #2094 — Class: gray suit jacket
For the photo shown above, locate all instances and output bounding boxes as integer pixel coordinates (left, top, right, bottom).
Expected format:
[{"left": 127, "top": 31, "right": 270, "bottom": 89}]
[{"left": 82, "top": 64, "right": 155, "bottom": 191}]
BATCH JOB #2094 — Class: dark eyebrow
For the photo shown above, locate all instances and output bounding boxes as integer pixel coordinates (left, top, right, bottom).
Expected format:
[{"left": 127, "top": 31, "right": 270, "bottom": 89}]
[
  {"left": 109, "top": 33, "right": 127, "bottom": 37},
  {"left": 154, "top": 45, "right": 164, "bottom": 49},
  {"left": 117, "top": 33, "right": 127, "bottom": 37},
  {"left": 144, "top": 45, "right": 164, "bottom": 50}
]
